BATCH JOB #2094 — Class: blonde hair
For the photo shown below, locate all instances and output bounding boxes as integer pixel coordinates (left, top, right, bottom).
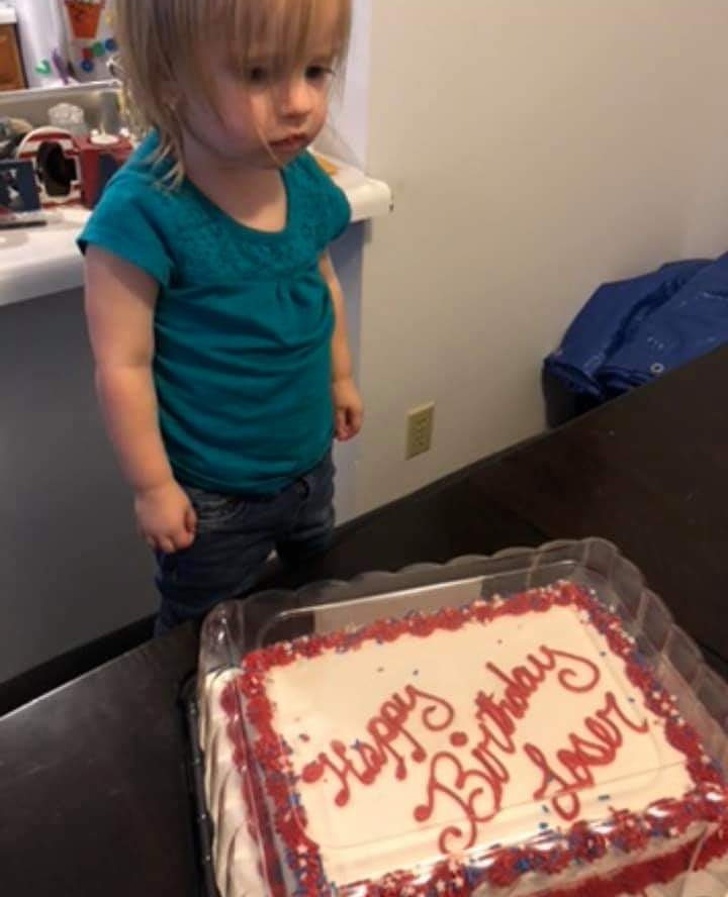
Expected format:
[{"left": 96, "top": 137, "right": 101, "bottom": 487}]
[{"left": 114, "top": 0, "right": 352, "bottom": 184}]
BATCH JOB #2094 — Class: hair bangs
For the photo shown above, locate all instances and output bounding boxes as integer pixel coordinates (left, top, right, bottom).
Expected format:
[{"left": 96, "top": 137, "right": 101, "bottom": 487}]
[{"left": 218, "top": 0, "right": 351, "bottom": 80}]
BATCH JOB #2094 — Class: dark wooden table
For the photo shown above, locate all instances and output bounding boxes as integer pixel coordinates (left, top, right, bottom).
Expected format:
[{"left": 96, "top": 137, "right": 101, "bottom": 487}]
[{"left": 2, "top": 345, "right": 727, "bottom": 897}]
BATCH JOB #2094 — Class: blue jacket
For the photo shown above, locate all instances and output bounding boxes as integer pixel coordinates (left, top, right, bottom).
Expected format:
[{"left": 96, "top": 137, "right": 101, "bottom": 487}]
[{"left": 544, "top": 254, "right": 728, "bottom": 400}]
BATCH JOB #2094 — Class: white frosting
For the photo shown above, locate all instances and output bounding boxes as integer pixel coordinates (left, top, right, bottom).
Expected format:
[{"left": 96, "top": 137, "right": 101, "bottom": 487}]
[
  {"left": 259, "top": 602, "right": 696, "bottom": 890},
  {"left": 201, "top": 594, "right": 726, "bottom": 897},
  {"left": 200, "top": 669, "right": 267, "bottom": 897}
]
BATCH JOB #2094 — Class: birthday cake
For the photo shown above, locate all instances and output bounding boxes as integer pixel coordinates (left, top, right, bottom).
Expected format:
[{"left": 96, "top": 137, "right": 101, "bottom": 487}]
[{"left": 199, "top": 580, "right": 728, "bottom": 897}]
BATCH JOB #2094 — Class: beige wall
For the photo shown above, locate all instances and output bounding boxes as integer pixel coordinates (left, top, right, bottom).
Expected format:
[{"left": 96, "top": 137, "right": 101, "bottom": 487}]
[{"left": 353, "top": 0, "right": 728, "bottom": 516}]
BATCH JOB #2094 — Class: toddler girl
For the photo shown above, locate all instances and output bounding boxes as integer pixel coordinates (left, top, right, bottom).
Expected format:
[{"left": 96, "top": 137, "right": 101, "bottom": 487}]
[{"left": 79, "top": 0, "right": 362, "bottom": 633}]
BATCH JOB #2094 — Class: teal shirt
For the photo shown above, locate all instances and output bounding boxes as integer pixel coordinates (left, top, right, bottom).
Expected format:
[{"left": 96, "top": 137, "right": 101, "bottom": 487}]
[{"left": 78, "top": 134, "right": 351, "bottom": 494}]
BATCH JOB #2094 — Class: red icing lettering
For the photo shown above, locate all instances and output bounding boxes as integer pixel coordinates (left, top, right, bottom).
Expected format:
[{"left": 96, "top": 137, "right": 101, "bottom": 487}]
[
  {"left": 525, "top": 691, "right": 650, "bottom": 820},
  {"left": 410, "top": 710, "right": 516, "bottom": 846},
  {"left": 482, "top": 644, "right": 600, "bottom": 736},
  {"left": 414, "top": 751, "right": 502, "bottom": 852},
  {"left": 299, "top": 683, "right": 455, "bottom": 805},
  {"left": 470, "top": 718, "right": 513, "bottom": 802},
  {"left": 543, "top": 646, "right": 601, "bottom": 693},
  {"left": 474, "top": 689, "right": 518, "bottom": 752},
  {"left": 297, "top": 642, "right": 644, "bottom": 858}
]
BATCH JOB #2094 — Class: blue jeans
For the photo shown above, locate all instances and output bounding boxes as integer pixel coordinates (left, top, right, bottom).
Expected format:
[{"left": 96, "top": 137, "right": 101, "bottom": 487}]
[{"left": 154, "top": 449, "right": 335, "bottom": 635}]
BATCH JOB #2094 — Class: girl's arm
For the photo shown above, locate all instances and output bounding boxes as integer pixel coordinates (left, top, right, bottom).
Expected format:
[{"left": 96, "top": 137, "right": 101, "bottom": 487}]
[
  {"left": 319, "top": 251, "right": 363, "bottom": 441},
  {"left": 84, "top": 246, "right": 196, "bottom": 553}
]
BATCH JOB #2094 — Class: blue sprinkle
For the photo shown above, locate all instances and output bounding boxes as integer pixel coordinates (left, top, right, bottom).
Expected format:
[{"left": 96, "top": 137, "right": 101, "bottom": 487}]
[
  {"left": 598, "top": 794, "right": 611, "bottom": 801},
  {"left": 539, "top": 822, "right": 550, "bottom": 830}
]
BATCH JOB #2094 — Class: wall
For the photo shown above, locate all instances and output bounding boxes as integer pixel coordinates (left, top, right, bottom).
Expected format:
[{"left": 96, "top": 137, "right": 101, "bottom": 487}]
[
  {"left": 353, "top": 0, "right": 728, "bottom": 515},
  {"left": 0, "top": 289, "right": 158, "bottom": 683},
  {"left": 330, "top": 0, "right": 371, "bottom": 165}
]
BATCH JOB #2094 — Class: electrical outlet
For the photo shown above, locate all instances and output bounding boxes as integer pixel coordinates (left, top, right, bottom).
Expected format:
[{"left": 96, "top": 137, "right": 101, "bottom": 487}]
[{"left": 406, "top": 403, "right": 435, "bottom": 459}]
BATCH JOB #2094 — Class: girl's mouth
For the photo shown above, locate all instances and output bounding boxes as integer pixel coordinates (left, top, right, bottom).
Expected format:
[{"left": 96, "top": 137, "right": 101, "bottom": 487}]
[{"left": 270, "top": 134, "right": 308, "bottom": 152}]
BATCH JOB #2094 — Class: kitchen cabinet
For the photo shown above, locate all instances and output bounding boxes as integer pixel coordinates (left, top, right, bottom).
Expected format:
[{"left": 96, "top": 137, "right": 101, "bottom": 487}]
[{"left": 0, "top": 21, "right": 26, "bottom": 92}]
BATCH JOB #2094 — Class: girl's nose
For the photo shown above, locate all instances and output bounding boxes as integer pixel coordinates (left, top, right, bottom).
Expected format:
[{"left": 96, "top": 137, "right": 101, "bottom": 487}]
[{"left": 277, "top": 77, "right": 315, "bottom": 117}]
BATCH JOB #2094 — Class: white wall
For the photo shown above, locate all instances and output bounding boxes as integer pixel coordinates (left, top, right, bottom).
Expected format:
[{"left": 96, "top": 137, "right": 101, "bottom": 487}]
[
  {"left": 328, "top": 0, "right": 371, "bottom": 523},
  {"left": 0, "top": 287, "right": 158, "bottom": 682},
  {"left": 353, "top": 0, "right": 728, "bottom": 516}
]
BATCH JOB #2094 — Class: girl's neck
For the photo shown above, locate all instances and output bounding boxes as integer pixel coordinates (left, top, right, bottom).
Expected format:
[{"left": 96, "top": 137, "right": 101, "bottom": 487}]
[{"left": 182, "top": 141, "right": 287, "bottom": 231}]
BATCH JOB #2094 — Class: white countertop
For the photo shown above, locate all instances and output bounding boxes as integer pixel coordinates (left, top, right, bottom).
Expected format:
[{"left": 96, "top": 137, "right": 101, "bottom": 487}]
[
  {"left": 0, "top": 5, "right": 17, "bottom": 25},
  {"left": 0, "top": 160, "right": 392, "bottom": 308}
]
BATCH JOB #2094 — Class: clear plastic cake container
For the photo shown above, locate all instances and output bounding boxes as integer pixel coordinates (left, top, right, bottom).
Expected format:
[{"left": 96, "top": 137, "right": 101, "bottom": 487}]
[{"left": 191, "top": 537, "right": 728, "bottom": 897}]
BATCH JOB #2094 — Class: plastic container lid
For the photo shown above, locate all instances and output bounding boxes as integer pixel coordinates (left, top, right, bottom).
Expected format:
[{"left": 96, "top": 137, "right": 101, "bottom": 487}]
[{"left": 195, "top": 538, "right": 728, "bottom": 897}]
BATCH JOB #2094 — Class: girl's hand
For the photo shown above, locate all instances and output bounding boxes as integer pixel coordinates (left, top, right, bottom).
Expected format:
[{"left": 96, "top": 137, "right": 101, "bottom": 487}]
[
  {"left": 134, "top": 481, "right": 197, "bottom": 554},
  {"left": 332, "top": 376, "right": 363, "bottom": 441}
]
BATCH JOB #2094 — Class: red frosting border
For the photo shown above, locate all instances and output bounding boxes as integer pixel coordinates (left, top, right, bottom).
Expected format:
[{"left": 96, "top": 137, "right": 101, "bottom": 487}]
[{"left": 225, "top": 581, "right": 728, "bottom": 897}]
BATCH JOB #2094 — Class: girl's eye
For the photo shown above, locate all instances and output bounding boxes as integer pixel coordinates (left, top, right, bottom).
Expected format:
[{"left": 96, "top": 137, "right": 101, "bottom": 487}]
[
  {"left": 246, "top": 66, "right": 270, "bottom": 85},
  {"left": 305, "top": 65, "right": 334, "bottom": 84}
]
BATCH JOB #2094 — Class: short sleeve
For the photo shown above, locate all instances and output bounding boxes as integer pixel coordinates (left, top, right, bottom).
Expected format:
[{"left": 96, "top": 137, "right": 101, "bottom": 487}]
[
  {"left": 298, "top": 151, "right": 351, "bottom": 246},
  {"left": 77, "top": 178, "right": 173, "bottom": 287}
]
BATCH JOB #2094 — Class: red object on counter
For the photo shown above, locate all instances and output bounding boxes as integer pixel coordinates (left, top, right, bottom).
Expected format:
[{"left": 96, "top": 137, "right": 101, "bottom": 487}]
[{"left": 73, "top": 134, "right": 134, "bottom": 209}]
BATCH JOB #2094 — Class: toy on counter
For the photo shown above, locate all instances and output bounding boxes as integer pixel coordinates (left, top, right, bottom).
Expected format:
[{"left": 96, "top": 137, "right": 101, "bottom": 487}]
[
  {"left": 16, "top": 126, "right": 82, "bottom": 206},
  {"left": 48, "top": 102, "right": 87, "bottom": 137},
  {"left": 74, "top": 132, "right": 133, "bottom": 208},
  {"left": 15, "top": 125, "right": 134, "bottom": 210},
  {"left": 63, "top": 0, "right": 118, "bottom": 80},
  {"left": 311, "top": 150, "right": 339, "bottom": 176},
  {"left": 64, "top": 0, "right": 105, "bottom": 41},
  {"left": 0, "top": 159, "right": 45, "bottom": 229},
  {"left": 0, "top": 117, "right": 32, "bottom": 161},
  {"left": 34, "top": 48, "right": 74, "bottom": 86}
]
